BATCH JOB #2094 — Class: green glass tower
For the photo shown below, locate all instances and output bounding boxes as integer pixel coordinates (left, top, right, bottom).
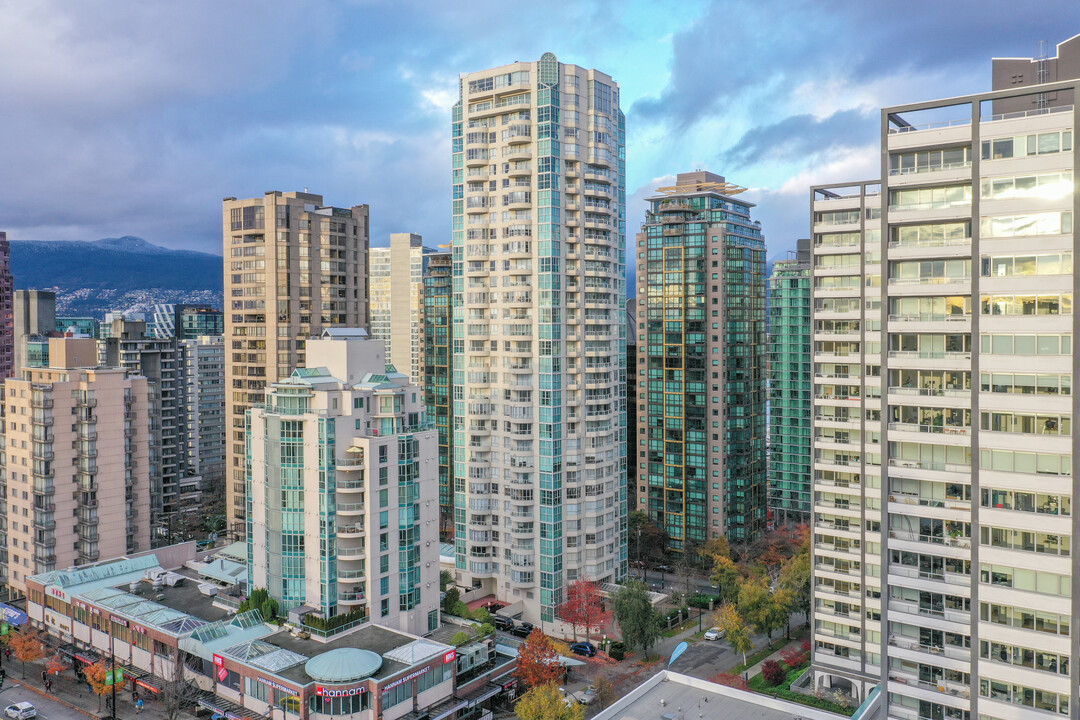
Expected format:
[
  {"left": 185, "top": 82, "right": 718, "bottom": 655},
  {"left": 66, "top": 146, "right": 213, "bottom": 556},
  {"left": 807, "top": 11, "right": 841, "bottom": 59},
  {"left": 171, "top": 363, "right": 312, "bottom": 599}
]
[
  {"left": 767, "top": 240, "right": 811, "bottom": 525},
  {"left": 635, "top": 171, "right": 766, "bottom": 548},
  {"left": 422, "top": 250, "right": 454, "bottom": 539}
]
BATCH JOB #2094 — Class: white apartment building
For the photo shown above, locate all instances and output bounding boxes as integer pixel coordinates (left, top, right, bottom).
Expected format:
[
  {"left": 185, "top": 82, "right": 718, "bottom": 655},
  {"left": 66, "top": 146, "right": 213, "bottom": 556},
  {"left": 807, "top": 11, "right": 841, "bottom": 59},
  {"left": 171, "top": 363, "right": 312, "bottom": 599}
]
[
  {"left": 181, "top": 335, "right": 225, "bottom": 510},
  {"left": 810, "top": 76, "right": 1080, "bottom": 719},
  {"left": 247, "top": 329, "right": 440, "bottom": 637},
  {"left": 368, "top": 233, "right": 438, "bottom": 384},
  {"left": 452, "top": 53, "right": 628, "bottom": 624}
]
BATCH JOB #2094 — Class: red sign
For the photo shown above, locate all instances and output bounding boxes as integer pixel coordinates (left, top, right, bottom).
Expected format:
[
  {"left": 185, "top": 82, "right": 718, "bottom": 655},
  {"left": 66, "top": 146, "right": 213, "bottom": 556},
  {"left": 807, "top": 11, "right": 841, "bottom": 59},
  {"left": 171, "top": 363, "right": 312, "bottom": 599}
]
[
  {"left": 443, "top": 650, "right": 457, "bottom": 664},
  {"left": 212, "top": 654, "right": 224, "bottom": 667},
  {"left": 217, "top": 666, "right": 228, "bottom": 682}
]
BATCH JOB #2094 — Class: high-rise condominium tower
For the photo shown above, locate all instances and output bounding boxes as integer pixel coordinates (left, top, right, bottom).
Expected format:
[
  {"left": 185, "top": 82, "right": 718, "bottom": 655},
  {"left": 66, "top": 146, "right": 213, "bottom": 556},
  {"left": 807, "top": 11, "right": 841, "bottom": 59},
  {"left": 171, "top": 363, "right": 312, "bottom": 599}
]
[
  {"left": 222, "top": 191, "right": 370, "bottom": 538},
  {"left": 100, "top": 316, "right": 195, "bottom": 535},
  {"left": 809, "top": 68, "right": 1080, "bottom": 718},
  {"left": 422, "top": 250, "right": 454, "bottom": 538},
  {"left": 181, "top": 335, "right": 226, "bottom": 512},
  {"left": 452, "top": 54, "right": 627, "bottom": 623},
  {"left": 768, "top": 239, "right": 812, "bottom": 526},
  {"left": 635, "top": 172, "right": 766, "bottom": 547},
  {"left": 247, "top": 330, "right": 439, "bottom": 636},
  {"left": 0, "top": 233, "right": 13, "bottom": 381},
  {"left": 369, "top": 233, "right": 439, "bottom": 384},
  {"left": 0, "top": 338, "right": 151, "bottom": 594}
]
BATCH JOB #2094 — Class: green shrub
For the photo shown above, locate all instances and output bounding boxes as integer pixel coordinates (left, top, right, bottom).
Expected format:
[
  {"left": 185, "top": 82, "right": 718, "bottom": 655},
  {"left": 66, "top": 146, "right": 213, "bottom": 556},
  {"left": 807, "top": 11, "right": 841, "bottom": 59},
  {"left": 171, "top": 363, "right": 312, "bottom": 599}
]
[
  {"left": 260, "top": 597, "right": 279, "bottom": 621},
  {"left": 478, "top": 623, "right": 495, "bottom": 637},
  {"left": 441, "top": 587, "right": 460, "bottom": 612},
  {"left": 451, "top": 631, "right": 473, "bottom": 646},
  {"left": 608, "top": 643, "right": 625, "bottom": 661},
  {"left": 471, "top": 607, "right": 493, "bottom": 625},
  {"left": 451, "top": 600, "right": 471, "bottom": 618},
  {"left": 686, "top": 594, "right": 714, "bottom": 609}
]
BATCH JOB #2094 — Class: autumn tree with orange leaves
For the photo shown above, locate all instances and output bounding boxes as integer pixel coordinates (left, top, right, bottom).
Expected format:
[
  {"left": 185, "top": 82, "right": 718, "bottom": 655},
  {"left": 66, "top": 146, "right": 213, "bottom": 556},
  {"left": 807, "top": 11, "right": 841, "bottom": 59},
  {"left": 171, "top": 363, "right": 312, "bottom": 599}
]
[
  {"left": 515, "top": 629, "right": 563, "bottom": 689},
  {"left": 84, "top": 660, "right": 113, "bottom": 713},
  {"left": 9, "top": 630, "right": 44, "bottom": 679},
  {"left": 556, "top": 580, "right": 610, "bottom": 641}
]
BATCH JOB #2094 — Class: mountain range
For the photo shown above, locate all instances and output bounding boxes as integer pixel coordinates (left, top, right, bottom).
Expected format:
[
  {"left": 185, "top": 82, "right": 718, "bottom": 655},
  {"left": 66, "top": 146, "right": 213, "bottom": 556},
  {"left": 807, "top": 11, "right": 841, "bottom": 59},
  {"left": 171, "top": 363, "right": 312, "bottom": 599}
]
[{"left": 9, "top": 236, "right": 223, "bottom": 317}]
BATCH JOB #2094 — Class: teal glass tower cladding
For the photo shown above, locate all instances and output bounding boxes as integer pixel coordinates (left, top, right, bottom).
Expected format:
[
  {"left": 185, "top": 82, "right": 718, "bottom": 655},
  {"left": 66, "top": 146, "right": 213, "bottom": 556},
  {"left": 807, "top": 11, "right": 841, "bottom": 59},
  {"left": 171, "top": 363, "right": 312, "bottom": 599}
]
[
  {"left": 422, "top": 252, "right": 454, "bottom": 539},
  {"left": 636, "top": 172, "right": 766, "bottom": 547},
  {"left": 767, "top": 245, "right": 812, "bottom": 525},
  {"left": 452, "top": 54, "right": 627, "bottom": 624}
]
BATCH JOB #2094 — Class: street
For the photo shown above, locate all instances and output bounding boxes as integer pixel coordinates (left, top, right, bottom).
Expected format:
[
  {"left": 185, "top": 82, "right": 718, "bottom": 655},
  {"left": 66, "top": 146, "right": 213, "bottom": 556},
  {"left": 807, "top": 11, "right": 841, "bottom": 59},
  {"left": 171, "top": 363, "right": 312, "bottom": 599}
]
[
  {"left": 633, "top": 568, "right": 720, "bottom": 596},
  {"left": 0, "top": 683, "right": 91, "bottom": 720}
]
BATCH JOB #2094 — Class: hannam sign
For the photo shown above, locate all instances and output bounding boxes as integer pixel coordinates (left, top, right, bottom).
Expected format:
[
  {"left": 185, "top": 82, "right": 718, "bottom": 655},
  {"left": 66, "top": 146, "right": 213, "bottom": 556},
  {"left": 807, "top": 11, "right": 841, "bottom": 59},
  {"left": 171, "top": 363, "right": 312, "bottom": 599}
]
[{"left": 316, "top": 686, "right": 366, "bottom": 698}]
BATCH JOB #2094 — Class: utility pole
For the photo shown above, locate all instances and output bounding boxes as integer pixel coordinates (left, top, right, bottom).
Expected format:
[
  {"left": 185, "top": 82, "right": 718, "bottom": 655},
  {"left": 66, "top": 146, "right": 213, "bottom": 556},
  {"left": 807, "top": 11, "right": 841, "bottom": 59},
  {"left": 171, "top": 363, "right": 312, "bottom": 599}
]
[{"left": 110, "top": 633, "right": 117, "bottom": 720}]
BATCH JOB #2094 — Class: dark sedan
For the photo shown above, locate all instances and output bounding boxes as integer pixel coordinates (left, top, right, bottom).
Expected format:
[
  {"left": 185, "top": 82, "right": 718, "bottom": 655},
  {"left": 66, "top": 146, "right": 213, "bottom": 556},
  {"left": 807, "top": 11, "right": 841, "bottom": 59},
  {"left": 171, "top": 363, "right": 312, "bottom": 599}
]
[{"left": 510, "top": 622, "right": 536, "bottom": 638}]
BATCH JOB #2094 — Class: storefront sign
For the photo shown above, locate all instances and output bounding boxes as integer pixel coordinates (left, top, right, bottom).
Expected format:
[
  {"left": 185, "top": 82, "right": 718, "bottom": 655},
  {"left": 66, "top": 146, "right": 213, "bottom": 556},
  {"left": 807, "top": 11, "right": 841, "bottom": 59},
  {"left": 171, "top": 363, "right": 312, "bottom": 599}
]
[
  {"left": 45, "top": 586, "right": 68, "bottom": 602},
  {"left": 0, "top": 604, "right": 29, "bottom": 625},
  {"left": 316, "top": 686, "right": 366, "bottom": 697},
  {"left": 110, "top": 615, "right": 128, "bottom": 627},
  {"left": 383, "top": 666, "right": 429, "bottom": 691},
  {"left": 259, "top": 677, "right": 295, "bottom": 694},
  {"left": 443, "top": 650, "right": 456, "bottom": 664},
  {"left": 213, "top": 654, "right": 225, "bottom": 667}
]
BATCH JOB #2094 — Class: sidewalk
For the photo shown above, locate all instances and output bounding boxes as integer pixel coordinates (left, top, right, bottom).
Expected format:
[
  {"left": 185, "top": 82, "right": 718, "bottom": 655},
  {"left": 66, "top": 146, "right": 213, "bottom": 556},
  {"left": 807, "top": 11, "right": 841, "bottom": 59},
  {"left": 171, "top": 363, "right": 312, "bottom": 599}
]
[
  {"left": 741, "top": 636, "right": 806, "bottom": 678},
  {"left": 4, "top": 655, "right": 197, "bottom": 720}
]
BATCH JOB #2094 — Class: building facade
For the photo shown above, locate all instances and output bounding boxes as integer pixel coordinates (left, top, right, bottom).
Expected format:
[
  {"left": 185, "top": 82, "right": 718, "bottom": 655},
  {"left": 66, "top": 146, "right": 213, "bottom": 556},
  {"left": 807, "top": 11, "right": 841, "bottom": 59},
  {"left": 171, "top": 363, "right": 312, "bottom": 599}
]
[
  {"left": 0, "top": 337, "right": 151, "bottom": 594},
  {"left": 182, "top": 335, "right": 226, "bottom": 512},
  {"left": 13, "top": 290, "right": 56, "bottom": 372},
  {"left": 626, "top": 300, "right": 637, "bottom": 511},
  {"left": 149, "top": 303, "right": 225, "bottom": 340},
  {"left": 635, "top": 171, "right": 767, "bottom": 548},
  {"left": 810, "top": 77, "right": 1080, "bottom": 719},
  {"left": 369, "top": 233, "right": 438, "bottom": 384},
  {"left": 24, "top": 546, "right": 515, "bottom": 720},
  {"left": 247, "top": 330, "right": 439, "bottom": 637},
  {"left": 100, "top": 316, "right": 198, "bottom": 535},
  {"left": 56, "top": 317, "right": 100, "bottom": 338},
  {"left": 452, "top": 54, "right": 628, "bottom": 622},
  {"left": 421, "top": 251, "right": 454, "bottom": 539},
  {"left": 223, "top": 191, "right": 370, "bottom": 539},
  {"left": 768, "top": 240, "right": 812, "bottom": 526},
  {"left": 0, "top": 233, "right": 13, "bottom": 381}
]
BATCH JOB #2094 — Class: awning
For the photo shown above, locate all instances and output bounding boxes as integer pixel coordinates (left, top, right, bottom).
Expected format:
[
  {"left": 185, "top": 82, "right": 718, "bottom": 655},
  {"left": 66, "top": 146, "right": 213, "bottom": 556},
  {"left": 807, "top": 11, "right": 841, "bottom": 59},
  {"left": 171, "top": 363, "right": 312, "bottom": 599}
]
[
  {"left": 118, "top": 663, "right": 148, "bottom": 680},
  {"left": 399, "top": 696, "right": 465, "bottom": 720},
  {"left": 135, "top": 677, "right": 162, "bottom": 694},
  {"left": 455, "top": 682, "right": 502, "bottom": 707},
  {"left": 195, "top": 691, "right": 269, "bottom": 720}
]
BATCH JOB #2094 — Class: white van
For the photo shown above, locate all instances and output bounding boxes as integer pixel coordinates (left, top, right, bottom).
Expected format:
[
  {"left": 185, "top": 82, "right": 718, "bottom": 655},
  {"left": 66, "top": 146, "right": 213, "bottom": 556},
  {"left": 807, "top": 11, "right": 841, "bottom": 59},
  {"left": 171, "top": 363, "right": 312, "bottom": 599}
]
[{"left": 5, "top": 702, "right": 37, "bottom": 720}]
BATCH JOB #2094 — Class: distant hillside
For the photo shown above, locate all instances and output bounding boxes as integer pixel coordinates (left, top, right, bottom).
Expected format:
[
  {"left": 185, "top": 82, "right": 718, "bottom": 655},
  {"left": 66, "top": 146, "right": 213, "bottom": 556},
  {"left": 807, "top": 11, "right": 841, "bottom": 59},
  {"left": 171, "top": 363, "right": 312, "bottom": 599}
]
[{"left": 10, "top": 236, "right": 223, "bottom": 316}]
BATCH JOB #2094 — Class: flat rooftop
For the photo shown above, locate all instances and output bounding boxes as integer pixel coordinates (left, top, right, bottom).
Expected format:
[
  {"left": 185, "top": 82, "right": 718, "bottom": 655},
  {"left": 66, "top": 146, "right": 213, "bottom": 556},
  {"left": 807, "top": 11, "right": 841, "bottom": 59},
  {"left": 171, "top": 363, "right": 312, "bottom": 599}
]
[
  {"left": 116, "top": 567, "right": 233, "bottom": 625},
  {"left": 269, "top": 624, "right": 449, "bottom": 685},
  {"left": 594, "top": 671, "right": 849, "bottom": 720}
]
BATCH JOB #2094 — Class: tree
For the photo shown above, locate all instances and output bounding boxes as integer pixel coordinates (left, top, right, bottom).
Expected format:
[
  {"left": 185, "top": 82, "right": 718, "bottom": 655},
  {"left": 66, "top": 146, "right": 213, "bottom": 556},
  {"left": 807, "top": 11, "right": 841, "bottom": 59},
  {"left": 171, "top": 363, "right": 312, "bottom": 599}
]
[
  {"left": 737, "top": 579, "right": 788, "bottom": 648},
  {"left": 673, "top": 539, "right": 703, "bottom": 594},
  {"left": 45, "top": 656, "right": 68, "bottom": 676},
  {"left": 778, "top": 547, "right": 811, "bottom": 624},
  {"left": 238, "top": 587, "right": 270, "bottom": 615},
  {"left": 84, "top": 660, "right": 113, "bottom": 713},
  {"left": 628, "top": 511, "right": 667, "bottom": 565},
  {"left": 700, "top": 538, "right": 743, "bottom": 605},
  {"left": 441, "top": 587, "right": 460, "bottom": 613},
  {"left": 611, "top": 580, "right": 662, "bottom": 657},
  {"left": 593, "top": 675, "right": 615, "bottom": 709},
  {"left": 9, "top": 630, "right": 45, "bottom": 679},
  {"left": 556, "top": 580, "right": 610, "bottom": 641},
  {"left": 515, "top": 630, "right": 563, "bottom": 689},
  {"left": 715, "top": 604, "right": 752, "bottom": 667},
  {"left": 162, "top": 650, "right": 203, "bottom": 720},
  {"left": 439, "top": 569, "right": 455, "bottom": 590},
  {"left": 515, "top": 683, "right": 584, "bottom": 720}
]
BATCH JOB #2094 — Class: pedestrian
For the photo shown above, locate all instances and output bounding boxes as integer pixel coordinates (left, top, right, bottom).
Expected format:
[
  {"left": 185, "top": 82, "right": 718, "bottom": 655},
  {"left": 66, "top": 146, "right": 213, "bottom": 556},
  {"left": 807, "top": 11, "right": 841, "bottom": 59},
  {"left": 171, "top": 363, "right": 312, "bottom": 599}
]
[
  {"left": 40, "top": 670, "right": 47, "bottom": 683},
  {"left": 136, "top": 698, "right": 144, "bottom": 714}
]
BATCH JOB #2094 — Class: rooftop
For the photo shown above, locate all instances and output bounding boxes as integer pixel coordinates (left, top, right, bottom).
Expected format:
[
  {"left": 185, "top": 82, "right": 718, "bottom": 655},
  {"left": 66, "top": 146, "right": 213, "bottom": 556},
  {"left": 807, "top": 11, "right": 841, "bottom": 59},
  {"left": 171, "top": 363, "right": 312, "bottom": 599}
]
[
  {"left": 268, "top": 624, "right": 448, "bottom": 686},
  {"left": 593, "top": 671, "right": 850, "bottom": 720}
]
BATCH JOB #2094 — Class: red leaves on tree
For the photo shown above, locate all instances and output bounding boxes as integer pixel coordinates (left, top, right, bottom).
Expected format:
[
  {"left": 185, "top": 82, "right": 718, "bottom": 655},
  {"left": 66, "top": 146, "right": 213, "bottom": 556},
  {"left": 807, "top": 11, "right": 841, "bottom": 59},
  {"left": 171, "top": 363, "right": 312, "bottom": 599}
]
[
  {"left": 556, "top": 580, "right": 610, "bottom": 641},
  {"left": 515, "top": 629, "right": 563, "bottom": 689}
]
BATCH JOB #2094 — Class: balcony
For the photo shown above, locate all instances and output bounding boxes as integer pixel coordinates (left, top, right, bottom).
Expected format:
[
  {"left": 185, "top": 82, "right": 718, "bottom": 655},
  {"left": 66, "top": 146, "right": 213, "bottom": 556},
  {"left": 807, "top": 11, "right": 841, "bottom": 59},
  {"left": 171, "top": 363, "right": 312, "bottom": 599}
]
[
  {"left": 337, "top": 523, "right": 366, "bottom": 538},
  {"left": 338, "top": 547, "right": 367, "bottom": 559}
]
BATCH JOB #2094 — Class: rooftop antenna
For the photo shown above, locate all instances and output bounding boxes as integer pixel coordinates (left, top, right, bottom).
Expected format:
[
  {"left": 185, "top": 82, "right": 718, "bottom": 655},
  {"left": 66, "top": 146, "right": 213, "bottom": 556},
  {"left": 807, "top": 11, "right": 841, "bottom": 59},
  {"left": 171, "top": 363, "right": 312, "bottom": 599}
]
[{"left": 1036, "top": 40, "right": 1049, "bottom": 109}]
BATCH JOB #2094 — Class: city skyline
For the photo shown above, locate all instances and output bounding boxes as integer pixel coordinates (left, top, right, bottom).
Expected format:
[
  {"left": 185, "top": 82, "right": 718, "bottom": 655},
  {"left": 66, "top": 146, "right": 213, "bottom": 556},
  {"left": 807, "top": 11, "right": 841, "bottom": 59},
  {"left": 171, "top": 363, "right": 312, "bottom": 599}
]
[{"left": 1, "top": 2, "right": 1077, "bottom": 268}]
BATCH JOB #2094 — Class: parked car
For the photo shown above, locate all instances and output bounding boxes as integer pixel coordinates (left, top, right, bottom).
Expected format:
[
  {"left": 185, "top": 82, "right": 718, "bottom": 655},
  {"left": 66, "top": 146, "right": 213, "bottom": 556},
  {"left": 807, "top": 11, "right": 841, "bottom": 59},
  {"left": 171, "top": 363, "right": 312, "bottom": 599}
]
[
  {"left": 704, "top": 627, "right": 724, "bottom": 641},
  {"left": 510, "top": 621, "right": 535, "bottom": 638},
  {"left": 569, "top": 641, "right": 596, "bottom": 657},
  {"left": 654, "top": 564, "right": 673, "bottom": 573},
  {"left": 577, "top": 686, "right": 599, "bottom": 705},
  {"left": 494, "top": 615, "right": 514, "bottom": 632},
  {"left": 5, "top": 703, "right": 36, "bottom": 720}
]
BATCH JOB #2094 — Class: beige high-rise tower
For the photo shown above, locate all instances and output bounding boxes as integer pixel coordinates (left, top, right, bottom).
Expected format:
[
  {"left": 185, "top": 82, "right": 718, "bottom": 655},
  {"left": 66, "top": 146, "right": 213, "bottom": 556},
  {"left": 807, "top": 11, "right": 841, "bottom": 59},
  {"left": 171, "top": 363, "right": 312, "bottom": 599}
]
[
  {"left": 222, "top": 191, "right": 370, "bottom": 538},
  {"left": 368, "top": 233, "right": 438, "bottom": 384},
  {"left": 1, "top": 337, "right": 151, "bottom": 595}
]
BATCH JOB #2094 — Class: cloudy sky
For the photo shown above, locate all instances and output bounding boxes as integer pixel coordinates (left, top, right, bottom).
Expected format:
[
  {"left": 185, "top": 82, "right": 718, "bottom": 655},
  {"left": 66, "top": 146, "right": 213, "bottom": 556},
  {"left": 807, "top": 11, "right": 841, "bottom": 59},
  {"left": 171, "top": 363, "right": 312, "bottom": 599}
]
[{"left": 2, "top": 0, "right": 1078, "bottom": 266}]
